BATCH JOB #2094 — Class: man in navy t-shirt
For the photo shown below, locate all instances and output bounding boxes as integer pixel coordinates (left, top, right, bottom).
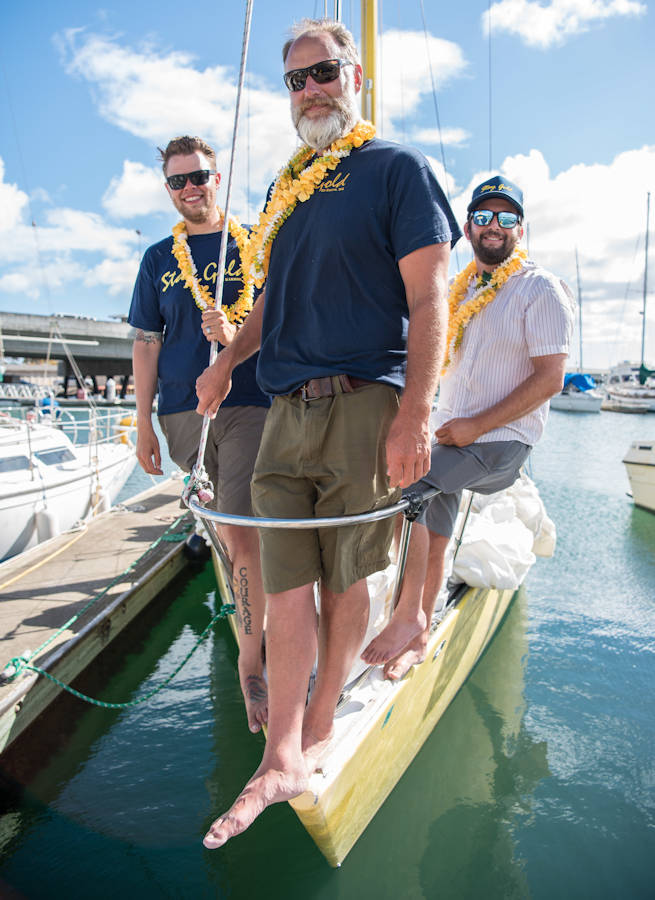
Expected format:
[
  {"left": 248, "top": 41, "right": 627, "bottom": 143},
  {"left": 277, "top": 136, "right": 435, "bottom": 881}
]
[
  {"left": 198, "top": 21, "right": 460, "bottom": 850},
  {"left": 128, "top": 135, "right": 270, "bottom": 735}
]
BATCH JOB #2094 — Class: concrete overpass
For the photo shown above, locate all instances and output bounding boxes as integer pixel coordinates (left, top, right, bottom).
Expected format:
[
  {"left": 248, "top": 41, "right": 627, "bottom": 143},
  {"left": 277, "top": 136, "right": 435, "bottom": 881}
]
[
  {"left": 0, "top": 312, "right": 135, "bottom": 389},
  {"left": 0, "top": 311, "right": 136, "bottom": 394}
]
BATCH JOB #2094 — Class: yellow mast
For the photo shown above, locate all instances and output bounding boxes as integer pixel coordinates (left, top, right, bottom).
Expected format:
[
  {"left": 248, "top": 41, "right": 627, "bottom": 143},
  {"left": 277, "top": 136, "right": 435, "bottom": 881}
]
[{"left": 360, "top": 0, "right": 378, "bottom": 126}]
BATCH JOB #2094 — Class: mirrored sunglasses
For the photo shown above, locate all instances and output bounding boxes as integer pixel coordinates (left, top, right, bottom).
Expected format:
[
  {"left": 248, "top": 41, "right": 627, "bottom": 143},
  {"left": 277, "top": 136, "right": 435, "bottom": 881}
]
[
  {"left": 470, "top": 209, "right": 520, "bottom": 229},
  {"left": 166, "top": 170, "right": 215, "bottom": 191},
  {"left": 283, "top": 58, "right": 353, "bottom": 92}
]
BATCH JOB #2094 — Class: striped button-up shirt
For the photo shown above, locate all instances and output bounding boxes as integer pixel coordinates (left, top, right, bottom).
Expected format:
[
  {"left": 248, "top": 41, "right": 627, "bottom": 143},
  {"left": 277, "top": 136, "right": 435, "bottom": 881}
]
[{"left": 435, "top": 261, "right": 575, "bottom": 445}]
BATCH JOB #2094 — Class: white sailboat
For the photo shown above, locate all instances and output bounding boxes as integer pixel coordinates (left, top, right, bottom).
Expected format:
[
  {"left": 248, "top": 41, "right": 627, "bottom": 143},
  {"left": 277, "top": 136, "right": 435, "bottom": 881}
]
[
  {"left": 623, "top": 440, "right": 655, "bottom": 513},
  {"left": 0, "top": 408, "right": 137, "bottom": 561},
  {"left": 604, "top": 193, "right": 655, "bottom": 412},
  {"left": 550, "top": 249, "right": 602, "bottom": 412}
]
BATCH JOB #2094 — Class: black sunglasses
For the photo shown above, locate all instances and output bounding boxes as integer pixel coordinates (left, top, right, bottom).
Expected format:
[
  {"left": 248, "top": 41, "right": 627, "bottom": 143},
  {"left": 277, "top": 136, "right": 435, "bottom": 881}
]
[
  {"left": 283, "top": 58, "right": 353, "bottom": 92},
  {"left": 470, "top": 209, "right": 521, "bottom": 229},
  {"left": 165, "top": 169, "right": 215, "bottom": 191}
]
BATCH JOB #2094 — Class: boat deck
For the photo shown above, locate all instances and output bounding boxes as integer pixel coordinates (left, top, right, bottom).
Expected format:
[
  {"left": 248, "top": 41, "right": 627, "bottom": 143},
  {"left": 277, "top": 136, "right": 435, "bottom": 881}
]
[{"left": 0, "top": 476, "right": 193, "bottom": 754}]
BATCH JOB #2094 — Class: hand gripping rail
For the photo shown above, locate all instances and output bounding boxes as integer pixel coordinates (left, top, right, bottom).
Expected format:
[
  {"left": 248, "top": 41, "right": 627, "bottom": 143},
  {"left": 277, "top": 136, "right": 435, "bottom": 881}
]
[{"left": 187, "top": 485, "right": 439, "bottom": 612}]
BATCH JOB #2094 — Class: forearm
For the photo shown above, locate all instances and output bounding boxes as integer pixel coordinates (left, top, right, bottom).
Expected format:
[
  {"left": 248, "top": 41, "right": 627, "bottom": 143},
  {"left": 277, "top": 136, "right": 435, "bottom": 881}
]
[
  {"left": 132, "top": 334, "right": 161, "bottom": 425},
  {"left": 401, "top": 288, "right": 447, "bottom": 423},
  {"left": 399, "top": 244, "right": 449, "bottom": 424},
  {"left": 472, "top": 357, "right": 566, "bottom": 436},
  {"left": 385, "top": 242, "right": 449, "bottom": 486},
  {"left": 196, "top": 291, "right": 266, "bottom": 416},
  {"left": 217, "top": 290, "right": 265, "bottom": 374}
]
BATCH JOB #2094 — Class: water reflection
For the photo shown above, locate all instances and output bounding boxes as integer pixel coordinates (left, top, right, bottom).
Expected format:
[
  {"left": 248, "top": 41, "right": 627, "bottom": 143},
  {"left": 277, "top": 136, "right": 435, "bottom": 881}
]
[
  {"left": 337, "top": 587, "right": 550, "bottom": 899},
  {"left": 0, "top": 578, "right": 551, "bottom": 900}
]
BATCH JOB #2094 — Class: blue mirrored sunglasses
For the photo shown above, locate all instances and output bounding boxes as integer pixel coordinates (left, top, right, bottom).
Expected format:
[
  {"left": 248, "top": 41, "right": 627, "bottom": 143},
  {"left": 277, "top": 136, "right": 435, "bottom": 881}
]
[{"left": 470, "top": 209, "right": 520, "bottom": 228}]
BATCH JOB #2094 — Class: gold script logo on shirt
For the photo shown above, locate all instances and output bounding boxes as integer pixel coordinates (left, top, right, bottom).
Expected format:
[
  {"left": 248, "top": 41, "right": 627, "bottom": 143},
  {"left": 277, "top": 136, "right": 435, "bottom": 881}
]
[
  {"left": 161, "top": 257, "right": 243, "bottom": 292},
  {"left": 318, "top": 172, "right": 350, "bottom": 193}
]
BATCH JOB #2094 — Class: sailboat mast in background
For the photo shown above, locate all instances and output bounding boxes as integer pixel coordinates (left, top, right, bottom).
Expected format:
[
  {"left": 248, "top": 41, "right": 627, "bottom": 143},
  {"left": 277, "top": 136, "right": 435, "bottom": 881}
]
[
  {"left": 360, "top": 0, "right": 378, "bottom": 125},
  {"left": 575, "top": 247, "right": 583, "bottom": 373},
  {"left": 640, "top": 191, "right": 650, "bottom": 373}
]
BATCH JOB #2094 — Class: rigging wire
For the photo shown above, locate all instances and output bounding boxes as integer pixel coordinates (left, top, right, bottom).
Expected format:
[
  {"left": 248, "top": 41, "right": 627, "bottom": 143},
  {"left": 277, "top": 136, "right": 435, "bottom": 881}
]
[
  {"left": 378, "top": 0, "right": 384, "bottom": 138},
  {"left": 247, "top": 74, "right": 251, "bottom": 223},
  {"left": 190, "top": 0, "right": 255, "bottom": 481},
  {"left": 488, "top": 0, "right": 493, "bottom": 171}
]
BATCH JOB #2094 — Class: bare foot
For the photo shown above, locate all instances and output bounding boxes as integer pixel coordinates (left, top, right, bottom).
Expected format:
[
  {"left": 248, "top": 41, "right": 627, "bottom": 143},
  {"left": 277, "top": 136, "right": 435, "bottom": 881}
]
[
  {"left": 382, "top": 633, "right": 428, "bottom": 681},
  {"left": 360, "top": 608, "right": 427, "bottom": 665},
  {"left": 203, "top": 761, "right": 308, "bottom": 850},
  {"left": 302, "top": 723, "right": 334, "bottom": 774},
  {"left": 239, "top": 668, "right": 268, "bottom": 733}
]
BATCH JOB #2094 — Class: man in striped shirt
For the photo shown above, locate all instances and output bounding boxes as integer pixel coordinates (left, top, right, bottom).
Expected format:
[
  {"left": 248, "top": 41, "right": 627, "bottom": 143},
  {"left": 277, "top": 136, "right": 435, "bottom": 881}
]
[{"left": 362, "top": 176, "right": 574, "bottom": 677}]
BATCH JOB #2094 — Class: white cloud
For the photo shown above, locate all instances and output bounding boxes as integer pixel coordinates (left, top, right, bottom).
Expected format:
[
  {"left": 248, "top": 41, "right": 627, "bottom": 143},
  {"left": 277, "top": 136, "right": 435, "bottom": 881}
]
[
  {"left": 0, "top": 157, "right": 142, "bottom": 304},
  {"left": 412, "top": 127, "right": 470, "bottom": 148},
  {"left": 58, "top": 30, "right": 298, "bottom": 222},
  {"left": 0, "top": 159, "right": 29, "bottom": 231},
  {"left": 484, "top": 0, "right": 647, "bottom": 49},
  {"left": 103, "top": 161, "right": 169, "bottom": 219},
  {"left": 453, "top": 145, "right": 655, "bottom": 367},
  {"left": 379, "top": 30, "right": 468, "bottom": 140},
  {"left": 84, "top": 257, "right": 141, "bottom": 295},
  {"left": 0, "top": 271, "right": 36, "bottom": 297}
]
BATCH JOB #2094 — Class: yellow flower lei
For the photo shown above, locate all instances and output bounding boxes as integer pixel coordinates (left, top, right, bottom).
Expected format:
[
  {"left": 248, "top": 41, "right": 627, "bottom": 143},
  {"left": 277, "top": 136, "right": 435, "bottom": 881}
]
[
  {"left": 241, "top": 120, "right": 376, "bottom": 294},
  {"left": 443, "top": 246, "right": 528, "bottom": 371},
  {"left": 171, "top": 210, "right": 253, "bottom": 325}
]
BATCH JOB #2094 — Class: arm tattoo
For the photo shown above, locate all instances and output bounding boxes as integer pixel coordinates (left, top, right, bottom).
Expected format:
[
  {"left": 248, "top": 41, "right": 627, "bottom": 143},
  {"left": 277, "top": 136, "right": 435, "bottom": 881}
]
[{"left": 135, "top": 329, "right": 162, "bottom": 344}]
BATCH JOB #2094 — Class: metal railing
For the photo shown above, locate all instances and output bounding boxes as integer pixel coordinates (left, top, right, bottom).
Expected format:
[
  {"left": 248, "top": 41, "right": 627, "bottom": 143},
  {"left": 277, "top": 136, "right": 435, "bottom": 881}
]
[{"left": 187, "top": 485, "right": 439, "bottom": 614}]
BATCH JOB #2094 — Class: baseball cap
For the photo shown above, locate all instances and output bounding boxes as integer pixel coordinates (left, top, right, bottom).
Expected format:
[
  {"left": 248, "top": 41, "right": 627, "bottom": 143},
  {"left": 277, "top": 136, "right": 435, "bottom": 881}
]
[{"left": 467, "top": 176, "right": 524, "bottom": 218}]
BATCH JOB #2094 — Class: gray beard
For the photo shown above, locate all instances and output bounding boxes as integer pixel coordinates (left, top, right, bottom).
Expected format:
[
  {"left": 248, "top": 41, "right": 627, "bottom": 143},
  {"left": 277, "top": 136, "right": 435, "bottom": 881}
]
[{"left": 293, "top": 97, "right": 359, "bottom": 151}]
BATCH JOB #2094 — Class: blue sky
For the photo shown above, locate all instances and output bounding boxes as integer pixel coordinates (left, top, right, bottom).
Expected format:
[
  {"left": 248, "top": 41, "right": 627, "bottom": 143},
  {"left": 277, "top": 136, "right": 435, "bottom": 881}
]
[{"left": 2, "top": 0, "right": 654, "bottom": 368}]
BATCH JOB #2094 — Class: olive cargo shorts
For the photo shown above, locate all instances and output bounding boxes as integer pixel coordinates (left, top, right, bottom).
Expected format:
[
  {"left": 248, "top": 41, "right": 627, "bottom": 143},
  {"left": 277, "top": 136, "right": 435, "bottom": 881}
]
[{"left": 251, "top": 382, "right": 401, "bottom": 594}]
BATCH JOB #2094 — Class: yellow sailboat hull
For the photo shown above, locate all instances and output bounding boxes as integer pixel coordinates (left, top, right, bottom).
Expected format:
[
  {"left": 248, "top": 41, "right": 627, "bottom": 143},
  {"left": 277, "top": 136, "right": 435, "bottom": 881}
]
[
  {"left": 288, "top": 584, "right": 515, "bottom": 866},
  {"left": 211, "top": 542, "right": 515, "bottom": 867}
]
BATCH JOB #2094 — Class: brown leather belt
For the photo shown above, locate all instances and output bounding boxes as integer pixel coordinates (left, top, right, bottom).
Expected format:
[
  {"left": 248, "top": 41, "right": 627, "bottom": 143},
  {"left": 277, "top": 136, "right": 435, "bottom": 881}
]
[{"left": 291, "top": 374, "right": 374, "bottom": 401}]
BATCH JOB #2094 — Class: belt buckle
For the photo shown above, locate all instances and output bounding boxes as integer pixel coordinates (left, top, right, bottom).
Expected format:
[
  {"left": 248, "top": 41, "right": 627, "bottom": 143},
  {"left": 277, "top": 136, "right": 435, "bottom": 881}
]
[{"left": 300, "top": 382, "right": 311, "bottom": 402}]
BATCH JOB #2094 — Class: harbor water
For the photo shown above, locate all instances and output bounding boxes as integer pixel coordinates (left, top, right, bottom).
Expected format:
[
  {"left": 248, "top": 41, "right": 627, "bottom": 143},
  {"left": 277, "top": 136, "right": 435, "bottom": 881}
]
[{"left": 0, "top": 409, "right": 653, "bottom": 898}]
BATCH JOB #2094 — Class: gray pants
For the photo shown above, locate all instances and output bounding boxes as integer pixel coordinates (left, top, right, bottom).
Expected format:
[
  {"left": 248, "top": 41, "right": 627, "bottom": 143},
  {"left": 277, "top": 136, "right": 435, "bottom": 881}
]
[{"left": 411, "top": 441, "right": 531, "bottom": 537}]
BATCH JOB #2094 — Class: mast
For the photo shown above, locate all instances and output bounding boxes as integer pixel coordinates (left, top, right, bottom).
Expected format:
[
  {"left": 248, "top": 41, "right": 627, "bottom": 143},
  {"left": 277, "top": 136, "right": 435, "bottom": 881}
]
[
  {"left": 575, "top": 247, "right": 583, "bottom": 372},
  {"left": 640, "top": 191, "right": 650, "bottom": 369},
  {"left": 360, "top": 0, "right": 378, "bottom": 125}
]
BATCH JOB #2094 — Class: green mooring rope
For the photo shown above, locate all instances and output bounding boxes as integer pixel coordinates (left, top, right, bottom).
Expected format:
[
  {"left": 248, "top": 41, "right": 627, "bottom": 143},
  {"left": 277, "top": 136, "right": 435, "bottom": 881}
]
[
  {"left": 1, "top": 506, "right": 237, "bottom": 709},
  {"left": 4, "top": 605, "right": 235, "bottom": 709},
  {"left": 3, "top": 512, "right": 191, "bottom": 675}
]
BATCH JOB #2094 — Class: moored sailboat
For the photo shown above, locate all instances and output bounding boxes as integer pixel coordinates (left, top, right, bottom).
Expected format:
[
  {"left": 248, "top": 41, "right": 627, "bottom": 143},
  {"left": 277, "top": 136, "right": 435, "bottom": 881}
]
[
  {"left": 623, "top": 440, "right": 655, "bottom": 513},
  {"left": 198, "top": 474, "right": 554, "bottom": 865},
  {"left": 550, "top": 250, "right": 602, "bottom": 412},
  {"left": 604, "top": 193, "right": 655, "bottom": 412}
]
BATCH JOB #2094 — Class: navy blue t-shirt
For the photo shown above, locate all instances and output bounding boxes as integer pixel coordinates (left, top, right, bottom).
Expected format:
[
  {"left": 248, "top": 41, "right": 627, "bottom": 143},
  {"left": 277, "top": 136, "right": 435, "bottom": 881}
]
[
  {"left": 257, "top": 138, "right": 461, "bottom": 396},
  {"left": 128, "top": 230, "right": 269, "bottom": 415}
]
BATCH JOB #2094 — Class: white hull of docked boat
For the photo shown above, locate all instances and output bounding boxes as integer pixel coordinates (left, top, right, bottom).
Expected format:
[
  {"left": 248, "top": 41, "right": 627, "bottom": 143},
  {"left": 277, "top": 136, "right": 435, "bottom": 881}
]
[
  {"left": 550, "top": 390, "right": 603, "bottom": 412},
  {"left": 623, "top": 441, "right": 655, "bottom": 513},
  {"left": 602, "top": 388, "right": 653, "bottom": 413},
  {"left": 0, "top": 415, "right": 137, "bottom": 561}
]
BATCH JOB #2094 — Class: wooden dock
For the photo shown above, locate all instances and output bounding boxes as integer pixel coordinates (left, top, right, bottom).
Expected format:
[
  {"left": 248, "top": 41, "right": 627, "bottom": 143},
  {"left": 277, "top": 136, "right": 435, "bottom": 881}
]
[{"left": 0, "top": 477, "right": 194, "bottom": 754}]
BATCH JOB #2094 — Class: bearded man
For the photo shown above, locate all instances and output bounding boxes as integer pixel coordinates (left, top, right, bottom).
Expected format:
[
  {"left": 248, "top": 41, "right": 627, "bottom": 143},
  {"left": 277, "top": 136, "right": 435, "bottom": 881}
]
[
  {"left": 128, "top": 135, "right": 270, "bottom": 734},
  {"left": 365, "top": 175, "right": 574, "bottom": 682},
  {"left": 197, "top": 18, "right": 460, "bottom": 849}
]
